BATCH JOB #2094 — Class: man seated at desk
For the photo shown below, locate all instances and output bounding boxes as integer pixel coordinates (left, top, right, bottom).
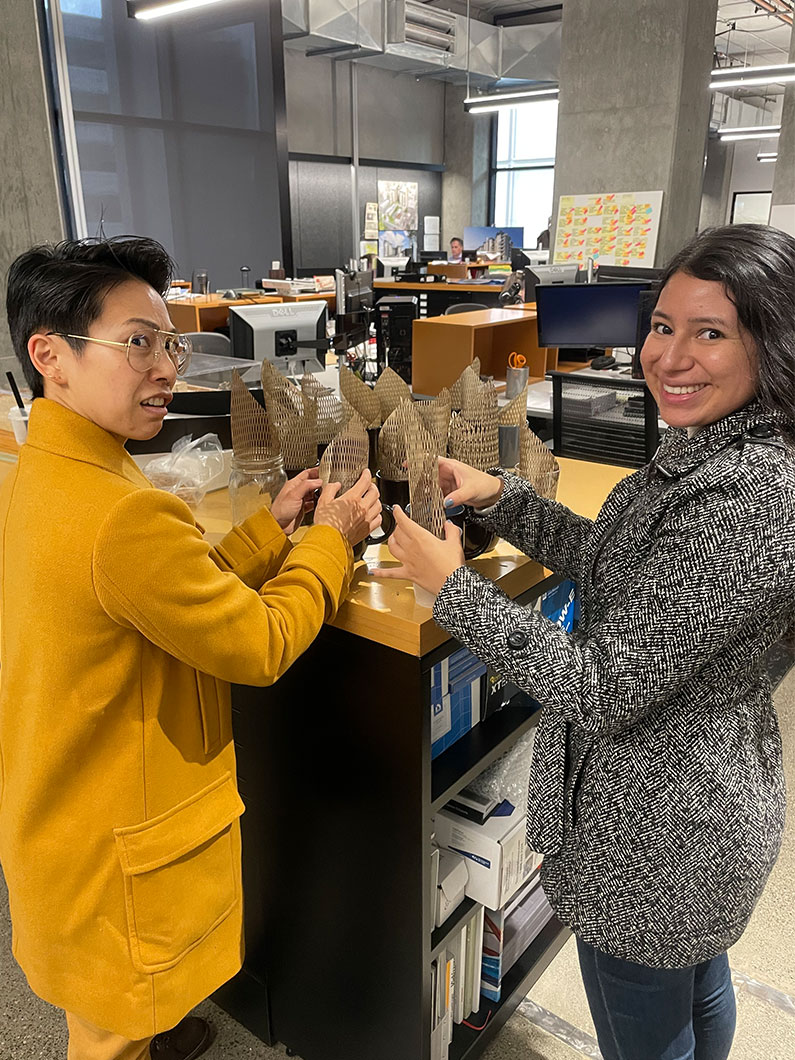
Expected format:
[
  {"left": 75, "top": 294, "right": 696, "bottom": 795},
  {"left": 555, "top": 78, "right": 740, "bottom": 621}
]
[{"left": 448, "top": 237, "right": 464, "bottom": 263}]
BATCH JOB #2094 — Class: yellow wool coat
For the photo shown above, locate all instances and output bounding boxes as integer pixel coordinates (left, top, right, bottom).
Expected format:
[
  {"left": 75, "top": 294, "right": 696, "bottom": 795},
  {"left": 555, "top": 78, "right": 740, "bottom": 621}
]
[{"left": 0, "top": 399, "right": 352, "bottom": 1038}]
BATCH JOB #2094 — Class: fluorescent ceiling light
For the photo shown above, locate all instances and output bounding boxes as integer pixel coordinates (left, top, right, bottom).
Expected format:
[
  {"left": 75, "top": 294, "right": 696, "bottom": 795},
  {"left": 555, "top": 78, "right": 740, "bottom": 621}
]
[
  {"left": 464, "top": 88, "right": 558, "bottom": 114},
  {"left": 720, "top": 131, "right": 781, "bottom": 142},
  {"left": 710, "top": 62, "right": 795, "bottom": 90},
  {"left": 718, "top": 124, "right": 781, "bottom": 142},
  {"left": 757, "top": 152, "right": 778, "bottom": 162},
  {"left": 127, "top": 0, "right": 227, "bottom": 19}
]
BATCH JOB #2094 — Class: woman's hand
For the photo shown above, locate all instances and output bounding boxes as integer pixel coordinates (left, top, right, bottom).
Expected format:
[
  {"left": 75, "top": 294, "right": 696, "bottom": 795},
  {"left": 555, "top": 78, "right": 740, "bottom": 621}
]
[
  {"left": 314, "top": 469, "right": 382, "bottom": 545},
  {"left": 270, "top": 468, "right": 321, "bottom": 534},
  {"left": 438, "top": 457, "right": 504, "bottom": 510},
  {"left": 371, "top": 506, "right": 465, "bottom": 595}
]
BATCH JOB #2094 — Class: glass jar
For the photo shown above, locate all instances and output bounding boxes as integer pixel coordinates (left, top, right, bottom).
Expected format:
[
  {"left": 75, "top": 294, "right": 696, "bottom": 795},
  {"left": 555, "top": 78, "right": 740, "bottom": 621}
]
[{"left": 228, "top": 454, "right": 287, "bottom": 525}]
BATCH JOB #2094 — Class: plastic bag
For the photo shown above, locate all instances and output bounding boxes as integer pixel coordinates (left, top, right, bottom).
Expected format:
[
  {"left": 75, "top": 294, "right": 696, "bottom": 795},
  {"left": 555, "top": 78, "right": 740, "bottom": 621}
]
[
  {"left": 145, "top": 433, "right": 225, "bottom": 507},
  {"left": 466, "top": 726, "right": 538, "bottom": 806}
]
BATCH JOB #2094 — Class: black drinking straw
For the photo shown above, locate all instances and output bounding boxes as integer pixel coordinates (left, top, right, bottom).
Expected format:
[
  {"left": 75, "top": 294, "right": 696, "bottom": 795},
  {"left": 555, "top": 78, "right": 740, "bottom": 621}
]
[{"left": 6, "top": 372, "right": 25, "bottom": 410}]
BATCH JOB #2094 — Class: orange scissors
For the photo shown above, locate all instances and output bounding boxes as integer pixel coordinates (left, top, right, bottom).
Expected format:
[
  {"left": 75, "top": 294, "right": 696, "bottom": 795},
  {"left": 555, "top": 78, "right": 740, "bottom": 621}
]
[{"left": 508, "top": 352, "right": 527, "bottom": 370}]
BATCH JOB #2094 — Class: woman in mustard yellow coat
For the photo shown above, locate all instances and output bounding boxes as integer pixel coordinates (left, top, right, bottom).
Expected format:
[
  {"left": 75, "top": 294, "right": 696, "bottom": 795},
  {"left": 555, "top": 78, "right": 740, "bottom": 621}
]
[{"left": 0, "top": 237, "right": 381, "bottom": 1060}]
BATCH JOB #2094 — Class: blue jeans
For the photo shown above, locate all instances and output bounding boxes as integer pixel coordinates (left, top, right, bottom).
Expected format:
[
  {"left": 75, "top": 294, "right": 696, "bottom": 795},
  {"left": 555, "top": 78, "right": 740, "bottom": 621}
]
[{"left": 576, "top": 938, "right": 736, "bottom": 1060}]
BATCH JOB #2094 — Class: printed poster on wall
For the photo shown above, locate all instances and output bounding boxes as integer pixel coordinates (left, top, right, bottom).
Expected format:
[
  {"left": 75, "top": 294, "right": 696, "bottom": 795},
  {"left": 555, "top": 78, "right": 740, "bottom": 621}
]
[
  {"left": 552, "top": 191, "right": 663, "bottom": 267},
  {"left": 377, "top": 181, "right": 419, "bottom": 233}
]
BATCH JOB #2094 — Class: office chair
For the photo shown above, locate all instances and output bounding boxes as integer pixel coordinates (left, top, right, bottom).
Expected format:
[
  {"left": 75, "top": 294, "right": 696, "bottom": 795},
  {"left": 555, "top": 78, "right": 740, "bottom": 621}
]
[
  {"left": 444, "top": 303, "right": 491, "bottom": 315},
  {"left": 183, "top": 332, "right": 232, "bottom": 356},
  {"left": 549, "top": 371, "right": 659, "bottom": 469}
]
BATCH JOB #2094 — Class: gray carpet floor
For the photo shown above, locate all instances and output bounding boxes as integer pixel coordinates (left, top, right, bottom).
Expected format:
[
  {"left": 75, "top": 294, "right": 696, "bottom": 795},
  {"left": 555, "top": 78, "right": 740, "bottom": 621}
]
[{"left": 2, "top": 667, "right": 794, "bottom": 1060}]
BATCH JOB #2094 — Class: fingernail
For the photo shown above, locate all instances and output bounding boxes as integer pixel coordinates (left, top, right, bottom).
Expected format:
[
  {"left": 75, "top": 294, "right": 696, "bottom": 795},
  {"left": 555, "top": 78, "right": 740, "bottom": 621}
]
[{"left": 444, "top": 498, "right": 454, "bottom": 507}]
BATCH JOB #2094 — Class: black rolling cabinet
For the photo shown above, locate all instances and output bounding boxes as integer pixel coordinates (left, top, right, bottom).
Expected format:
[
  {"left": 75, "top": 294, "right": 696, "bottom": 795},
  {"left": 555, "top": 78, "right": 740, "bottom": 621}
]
[{"left": 213, "top": 568, "right": 570, "bottom": 1060}]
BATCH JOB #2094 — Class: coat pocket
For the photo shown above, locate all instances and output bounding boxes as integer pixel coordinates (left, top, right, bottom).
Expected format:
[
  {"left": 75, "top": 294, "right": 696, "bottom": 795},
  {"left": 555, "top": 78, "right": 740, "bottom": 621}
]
[
  {"left": 195, "top": 672, "right": 231, "bottom": 756},
  {"left": 113, "top": 772, "right": 244, "bottom": 974}
]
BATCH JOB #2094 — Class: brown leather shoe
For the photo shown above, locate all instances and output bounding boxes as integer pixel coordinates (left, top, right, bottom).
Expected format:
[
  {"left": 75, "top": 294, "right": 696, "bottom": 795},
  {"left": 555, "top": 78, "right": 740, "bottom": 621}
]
[{"left": 150, "top": 1017, "right": 214, "bottom": 1059}]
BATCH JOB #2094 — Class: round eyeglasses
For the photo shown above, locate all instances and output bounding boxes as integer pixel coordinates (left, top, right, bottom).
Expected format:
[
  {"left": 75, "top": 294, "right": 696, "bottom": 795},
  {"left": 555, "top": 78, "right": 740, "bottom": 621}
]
[{"left": 46, "top": 328, "right": 193, "bottom": 375}]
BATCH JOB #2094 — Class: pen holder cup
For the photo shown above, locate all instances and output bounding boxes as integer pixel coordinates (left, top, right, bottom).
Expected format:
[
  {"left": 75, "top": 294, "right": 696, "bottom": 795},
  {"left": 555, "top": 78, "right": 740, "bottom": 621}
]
[
  {"left": 498, "top": 425, "right": 521, "bottom": 470},
  {"left": 505, "top": 365, "right": 529, "bottom": 400}
]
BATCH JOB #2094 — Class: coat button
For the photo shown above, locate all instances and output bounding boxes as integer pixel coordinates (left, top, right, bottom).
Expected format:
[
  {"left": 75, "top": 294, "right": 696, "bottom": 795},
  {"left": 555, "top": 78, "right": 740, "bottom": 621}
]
[
  {"left": 750, "top": 423, "right": 776, "bottom": 438},
  {"left": 507, "top": 629, "right": 528, "bottom": 650}
]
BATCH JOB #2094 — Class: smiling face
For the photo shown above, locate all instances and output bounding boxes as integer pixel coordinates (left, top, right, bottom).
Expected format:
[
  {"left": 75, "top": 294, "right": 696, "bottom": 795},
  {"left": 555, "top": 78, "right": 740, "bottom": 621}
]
[
  {"left": 30, "top": 278, "right": 178, "bottom": 442},
  {"left": 640, "top": 270, "right": 758, "bottom": 431}
]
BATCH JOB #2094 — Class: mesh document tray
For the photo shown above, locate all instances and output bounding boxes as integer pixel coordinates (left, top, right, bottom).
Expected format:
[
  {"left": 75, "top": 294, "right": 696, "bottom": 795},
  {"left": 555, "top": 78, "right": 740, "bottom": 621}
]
[{"left": 549, "top": 371, "right": 659, "bottom": 469}]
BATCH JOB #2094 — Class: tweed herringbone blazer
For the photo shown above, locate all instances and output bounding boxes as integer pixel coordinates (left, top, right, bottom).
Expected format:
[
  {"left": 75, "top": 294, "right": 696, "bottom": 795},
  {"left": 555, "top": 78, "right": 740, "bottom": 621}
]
[{"left": 433, "top": 401, "right": 794, "bottom": 968}]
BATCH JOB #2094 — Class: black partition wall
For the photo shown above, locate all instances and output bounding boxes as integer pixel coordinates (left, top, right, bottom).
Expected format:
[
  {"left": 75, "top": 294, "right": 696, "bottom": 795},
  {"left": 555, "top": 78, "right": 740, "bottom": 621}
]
[
  {"left": 46, "top": 0, "right": 291, "bottom": 285},
  {"left": 289, "top": 156, "right": 443, "bottom": 273}
]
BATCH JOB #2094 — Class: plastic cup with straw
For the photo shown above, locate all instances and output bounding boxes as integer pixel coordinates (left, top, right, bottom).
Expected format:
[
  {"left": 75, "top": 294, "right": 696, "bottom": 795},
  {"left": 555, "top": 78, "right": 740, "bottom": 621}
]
[{"left": 6, "top": 371, "right": 29, "bottom": 444}]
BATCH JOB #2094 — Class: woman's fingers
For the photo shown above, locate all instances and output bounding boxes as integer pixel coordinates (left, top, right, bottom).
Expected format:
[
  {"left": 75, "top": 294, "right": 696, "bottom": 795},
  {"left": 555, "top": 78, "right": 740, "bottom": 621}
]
[
  {"left": 318, "top": 481, "right": 341, "bottom": 503},
  {"left": 371, "top": 564, "right": 408, "bottom": 580}
]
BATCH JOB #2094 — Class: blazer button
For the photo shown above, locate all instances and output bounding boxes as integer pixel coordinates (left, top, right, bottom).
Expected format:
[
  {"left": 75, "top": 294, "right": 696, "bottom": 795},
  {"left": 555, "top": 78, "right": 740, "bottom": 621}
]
[
  {"left": 507, "top": 629, "right": 528, "bottom": 650},
  {"left": 750, "top": 422, "right": 776, "bottom": 438}
]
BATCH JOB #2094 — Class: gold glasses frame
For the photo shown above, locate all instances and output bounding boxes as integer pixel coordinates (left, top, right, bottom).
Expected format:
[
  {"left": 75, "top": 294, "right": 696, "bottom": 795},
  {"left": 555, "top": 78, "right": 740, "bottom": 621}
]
[{"left": 46, "top": 328, "right": 193, "bottom": 375}]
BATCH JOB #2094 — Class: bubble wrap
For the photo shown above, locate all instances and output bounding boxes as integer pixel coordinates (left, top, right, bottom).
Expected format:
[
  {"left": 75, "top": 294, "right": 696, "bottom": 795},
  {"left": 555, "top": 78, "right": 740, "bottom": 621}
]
[{"left": 465, "top": 726, "right": 538, "bottom": 806}]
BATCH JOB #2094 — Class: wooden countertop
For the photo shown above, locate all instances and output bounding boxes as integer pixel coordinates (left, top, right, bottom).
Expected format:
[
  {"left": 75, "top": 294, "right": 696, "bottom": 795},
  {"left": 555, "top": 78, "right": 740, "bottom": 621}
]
[
  {"left": 195, "top": 457, "right": 632, "bottom": 656},
  {"left": 414, "top": 308, "right": 537, "bottom": 329},
  {"left": 373, "top": 280, "right": 505, "bottom": 294},
  {"left": 0, "top": 439, "right": 630, "bottom": 657},
  {"left": 166, "top": 294, "right": 283, "bottom": 309}
]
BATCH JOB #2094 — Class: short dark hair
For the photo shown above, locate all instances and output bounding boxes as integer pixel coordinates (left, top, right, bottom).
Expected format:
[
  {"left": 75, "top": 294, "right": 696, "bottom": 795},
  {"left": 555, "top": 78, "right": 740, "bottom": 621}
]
[
  {"left": 6, "top": 236, "right": 174, "bottom": 398},
  {"left": 659, "top": 223, "right": 795, "bottom": 437},
  {"left": 450, "top": 237, "right": 463, "bottom": 245}
]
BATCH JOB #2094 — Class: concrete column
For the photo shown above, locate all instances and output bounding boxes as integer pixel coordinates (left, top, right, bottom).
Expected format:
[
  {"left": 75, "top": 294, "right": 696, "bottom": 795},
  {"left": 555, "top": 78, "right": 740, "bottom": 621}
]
[
  {"left": 0, "top": 0, "right": 65, "bottom": 365},
  {"left": 699, "top": 138, "right": 734, "bottom": 230},
  {"left": 441, "top": 84, "right": 490, "bottom": 247},
  {"left": 772, "top": 28, "right": 795, "bottom": 208},
  {"left": 552, "top": 0, "right": 718, "bottom": 265}
]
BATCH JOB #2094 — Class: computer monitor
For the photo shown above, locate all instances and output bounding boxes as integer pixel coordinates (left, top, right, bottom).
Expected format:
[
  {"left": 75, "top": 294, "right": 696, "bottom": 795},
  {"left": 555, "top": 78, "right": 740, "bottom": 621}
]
[
  {"left": 631, "top": 289, "right": 659, "bottom": 379},
  {"left": 229, "top": 301, "right": 328, "bottom": 374},
  {"left": 376, "top": 256, "right": 409, "bottom": 278},
  {"left": 524, "top": 263, "right": 581, "bottom": 303},
  {"left": 596, "top": 265, "right": 664, "bottom": 283},
  {"left": 334, "top": 269, "right": 375, "bottom": 351},
  {"left": 535, "top": 282, "right": 652, "bottom": 352}
]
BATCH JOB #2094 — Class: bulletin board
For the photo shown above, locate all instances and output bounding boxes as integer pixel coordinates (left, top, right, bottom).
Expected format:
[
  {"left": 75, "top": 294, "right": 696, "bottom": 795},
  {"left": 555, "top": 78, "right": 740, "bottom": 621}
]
[{"left": 552, "top": 190, "right": 664, "bottom": 268}]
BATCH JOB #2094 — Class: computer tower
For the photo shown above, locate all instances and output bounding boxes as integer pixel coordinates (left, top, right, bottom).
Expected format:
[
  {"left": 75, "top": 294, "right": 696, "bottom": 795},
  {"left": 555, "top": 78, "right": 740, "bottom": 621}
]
[{"left": 375, "top": 296, "right": 418, "bottom": 383}]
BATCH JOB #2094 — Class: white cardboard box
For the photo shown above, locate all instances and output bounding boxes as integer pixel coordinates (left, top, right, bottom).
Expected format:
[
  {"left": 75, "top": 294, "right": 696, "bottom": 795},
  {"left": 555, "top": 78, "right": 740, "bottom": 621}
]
[
  {"left": 436, "top": 848, "right": 469, "bottom": 927},
  {"left": 433, "top": 802, "right": 541, "bottom": 909}
]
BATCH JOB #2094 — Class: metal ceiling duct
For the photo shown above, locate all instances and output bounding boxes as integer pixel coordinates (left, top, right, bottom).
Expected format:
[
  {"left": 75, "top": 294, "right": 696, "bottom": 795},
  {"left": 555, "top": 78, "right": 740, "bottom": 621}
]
[
  {"left": 282, "top": 0, "right": 561, "bottom": 85},
  {"left": 295, "top": 0, "right": 385, "bottom": 58}
]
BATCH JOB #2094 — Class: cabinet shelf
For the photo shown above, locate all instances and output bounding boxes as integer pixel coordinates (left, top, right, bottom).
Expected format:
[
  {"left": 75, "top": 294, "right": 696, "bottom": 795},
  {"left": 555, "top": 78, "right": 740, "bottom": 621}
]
[
  {"left": 431, "top": 697, "right": 541, "bottom": 814},
  {"left": 448, "top": 917, "right": 570, "bottom": 1060}
]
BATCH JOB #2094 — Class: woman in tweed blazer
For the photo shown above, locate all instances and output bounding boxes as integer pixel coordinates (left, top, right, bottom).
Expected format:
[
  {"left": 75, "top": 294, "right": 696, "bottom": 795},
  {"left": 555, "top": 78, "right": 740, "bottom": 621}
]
[{"left": 375, "top": 224, "right": 795, "bottom": 1060}]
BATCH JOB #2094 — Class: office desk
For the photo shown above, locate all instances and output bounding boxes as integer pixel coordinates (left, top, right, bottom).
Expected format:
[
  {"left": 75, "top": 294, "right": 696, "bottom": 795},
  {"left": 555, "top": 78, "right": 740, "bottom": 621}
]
[
  {"left": 279, "top": 291, "right": 336, "bottom": 313},
  {"left": 411, "top": 308, "right": 556, "bottom": 396},
  {"left": 166, "top": 294, "right": 282, "bottom": 333},
  {"left": 374, "top": 279, "right": 505, "bottom": 317}
]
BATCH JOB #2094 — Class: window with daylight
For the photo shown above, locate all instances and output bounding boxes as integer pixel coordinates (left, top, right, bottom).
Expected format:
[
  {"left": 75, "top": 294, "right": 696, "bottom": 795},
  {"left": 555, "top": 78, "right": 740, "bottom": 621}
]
[{"left": 492, "top": 99, "right": 558, "bottom": 250}]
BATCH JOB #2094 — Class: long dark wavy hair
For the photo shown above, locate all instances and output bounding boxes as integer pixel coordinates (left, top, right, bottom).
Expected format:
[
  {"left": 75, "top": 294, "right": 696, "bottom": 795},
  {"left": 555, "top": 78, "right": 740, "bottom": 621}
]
[{"left": 657, "top": 223, "right": 795, "bottom": 440}]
